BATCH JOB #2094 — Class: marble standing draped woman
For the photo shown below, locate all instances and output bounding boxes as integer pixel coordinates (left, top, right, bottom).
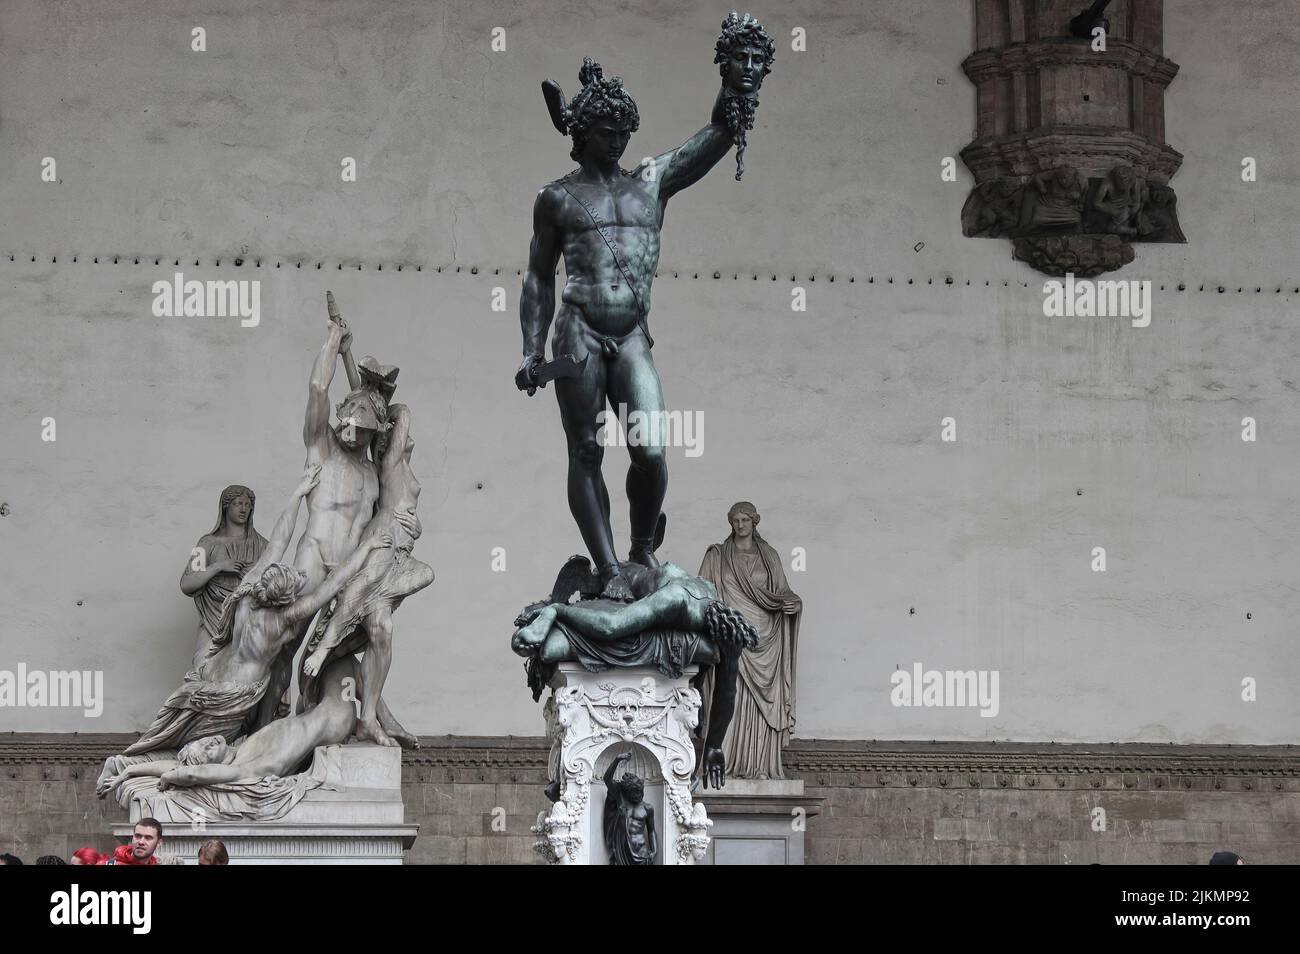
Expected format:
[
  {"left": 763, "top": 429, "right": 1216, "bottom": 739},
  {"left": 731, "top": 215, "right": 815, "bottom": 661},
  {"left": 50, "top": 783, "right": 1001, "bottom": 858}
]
[
  {"left": 699, "top": 501, "right": 801, "bottom": 779},
  {"left": 179, "top": 486, "right": 268, "bottom": 667}
]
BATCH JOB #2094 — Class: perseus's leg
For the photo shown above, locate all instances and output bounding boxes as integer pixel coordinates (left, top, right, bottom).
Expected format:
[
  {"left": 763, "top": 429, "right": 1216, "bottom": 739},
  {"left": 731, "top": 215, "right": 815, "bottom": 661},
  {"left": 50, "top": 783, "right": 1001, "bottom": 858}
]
[
  {"left": 555, "top": 344, "right": 618, "bottom": 579},
  {"left": 606, "top": 335, "right": 667, "bottom": 566}
]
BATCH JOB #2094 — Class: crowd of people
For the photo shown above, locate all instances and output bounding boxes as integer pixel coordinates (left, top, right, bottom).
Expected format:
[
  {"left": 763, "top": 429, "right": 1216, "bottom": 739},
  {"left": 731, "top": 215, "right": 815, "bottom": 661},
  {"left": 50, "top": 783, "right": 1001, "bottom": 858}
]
[{"left": 0, "top": 819, "right": 229, "bottom": 866}]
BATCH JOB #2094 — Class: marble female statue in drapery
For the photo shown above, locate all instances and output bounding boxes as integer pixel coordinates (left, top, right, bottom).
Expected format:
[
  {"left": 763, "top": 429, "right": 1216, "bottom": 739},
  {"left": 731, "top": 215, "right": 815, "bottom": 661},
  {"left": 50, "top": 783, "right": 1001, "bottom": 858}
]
[
  {"left": 698, "top": 501, "right": 801, "bottom": 779},
  {"left": 179, "top": 486, "right": 268, "bottom": 667}
]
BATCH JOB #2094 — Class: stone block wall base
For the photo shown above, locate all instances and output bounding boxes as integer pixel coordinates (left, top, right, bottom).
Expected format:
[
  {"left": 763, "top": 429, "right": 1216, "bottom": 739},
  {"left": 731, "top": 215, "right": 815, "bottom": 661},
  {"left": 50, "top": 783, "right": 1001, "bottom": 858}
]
[{"left": 696, "top": 778, "right": 824, "bottom": 864}]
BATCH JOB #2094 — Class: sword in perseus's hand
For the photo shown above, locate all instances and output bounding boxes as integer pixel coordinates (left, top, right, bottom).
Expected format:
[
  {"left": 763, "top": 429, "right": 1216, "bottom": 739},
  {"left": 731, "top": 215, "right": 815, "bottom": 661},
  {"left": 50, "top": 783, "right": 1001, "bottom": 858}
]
[
  {"left": 325, "top": 290, "right": 360, "bottom": 391},
  {"left": 532, "top": 353, "right": 588, "bottom": 388}
]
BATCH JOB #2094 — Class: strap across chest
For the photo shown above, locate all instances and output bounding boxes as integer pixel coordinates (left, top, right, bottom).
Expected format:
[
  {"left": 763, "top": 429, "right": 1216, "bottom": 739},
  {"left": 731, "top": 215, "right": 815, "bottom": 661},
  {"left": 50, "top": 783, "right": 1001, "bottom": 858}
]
[{"left": 560, "top": 178, "right": 654, "bottom": 348}]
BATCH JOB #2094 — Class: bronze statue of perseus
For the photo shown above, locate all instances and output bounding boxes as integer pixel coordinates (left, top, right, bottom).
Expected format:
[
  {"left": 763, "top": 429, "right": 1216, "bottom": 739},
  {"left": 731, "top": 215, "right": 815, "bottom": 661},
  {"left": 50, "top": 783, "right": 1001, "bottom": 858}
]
[{"left": 515, "top": 12, "right": 775, "bottom": 600}]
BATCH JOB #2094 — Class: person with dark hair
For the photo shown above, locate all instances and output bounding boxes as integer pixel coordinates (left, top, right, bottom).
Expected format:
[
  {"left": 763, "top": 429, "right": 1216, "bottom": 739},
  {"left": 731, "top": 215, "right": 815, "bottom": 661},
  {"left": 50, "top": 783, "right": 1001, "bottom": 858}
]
[
  {"left": 98, "top": 819, "right": 163, "bottom": 865},
  {"left": 36, "top": 855, "right": 67, "bottom": 864},
  {"left": 0, "top": 852, "right": 23, "bottom": 865},
  {"left": 1209, "top": 851, "right": 1245, "bottom": 864},
  {"left": 197, "top": 839, "right": 229, "bottom": 865},
  {"left": 70, "top": 846, "right": 103, "bottom": 865}
]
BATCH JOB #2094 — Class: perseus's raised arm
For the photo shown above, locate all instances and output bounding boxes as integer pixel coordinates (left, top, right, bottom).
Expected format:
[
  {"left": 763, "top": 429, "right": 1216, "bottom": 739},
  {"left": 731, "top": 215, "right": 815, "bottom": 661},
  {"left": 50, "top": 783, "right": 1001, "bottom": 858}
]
[
  {"left": 661, "top": 12, "right": 775, "bottom": 188},
  {"left": 520, "top": 187, "right": 562, "bottom": 359},
  {"left": 656, "top": 88, "right": 735, "bottom": 201},
  {"left": 304, "top": 320, "right": 346, "bottom": 455}
]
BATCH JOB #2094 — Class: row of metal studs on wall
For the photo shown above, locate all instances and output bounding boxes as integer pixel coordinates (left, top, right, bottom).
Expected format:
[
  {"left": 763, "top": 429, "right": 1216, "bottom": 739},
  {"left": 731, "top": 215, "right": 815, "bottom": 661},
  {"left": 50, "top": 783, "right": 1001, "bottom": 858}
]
[{"left": 4, "top": 255, "right": 1299, "bottom": 294}]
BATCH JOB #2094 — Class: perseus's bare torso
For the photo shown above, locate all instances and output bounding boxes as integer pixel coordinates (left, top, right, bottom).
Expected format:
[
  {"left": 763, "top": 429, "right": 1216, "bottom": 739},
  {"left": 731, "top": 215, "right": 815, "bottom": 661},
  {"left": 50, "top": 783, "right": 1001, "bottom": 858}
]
[{"left": 551, "top": 172, "right": 663, "bottom": 337}]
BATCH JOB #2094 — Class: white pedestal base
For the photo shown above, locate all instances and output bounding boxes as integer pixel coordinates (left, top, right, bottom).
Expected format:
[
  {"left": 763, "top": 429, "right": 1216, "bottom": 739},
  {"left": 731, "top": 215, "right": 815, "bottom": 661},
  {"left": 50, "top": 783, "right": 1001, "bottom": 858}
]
[
  {"left": 695, "top": 778, "right": 823, "bottom": 865},
  {"left": 532, "top": 663, "right": 712, "bottom": 865}
]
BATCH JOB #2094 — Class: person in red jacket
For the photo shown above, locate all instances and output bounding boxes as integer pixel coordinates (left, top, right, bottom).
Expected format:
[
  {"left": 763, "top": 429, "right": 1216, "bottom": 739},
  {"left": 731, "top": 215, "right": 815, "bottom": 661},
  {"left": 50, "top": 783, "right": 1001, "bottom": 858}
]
[{"left": 98, "top": 818, "right": 163, "bottom": 865}]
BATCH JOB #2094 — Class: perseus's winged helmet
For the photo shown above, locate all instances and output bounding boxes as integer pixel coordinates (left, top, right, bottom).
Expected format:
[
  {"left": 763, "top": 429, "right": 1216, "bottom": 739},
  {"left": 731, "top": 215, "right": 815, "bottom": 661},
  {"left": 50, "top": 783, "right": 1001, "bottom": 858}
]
[{"left": 541, "top": 57, "right": 640, "bottom": 160}]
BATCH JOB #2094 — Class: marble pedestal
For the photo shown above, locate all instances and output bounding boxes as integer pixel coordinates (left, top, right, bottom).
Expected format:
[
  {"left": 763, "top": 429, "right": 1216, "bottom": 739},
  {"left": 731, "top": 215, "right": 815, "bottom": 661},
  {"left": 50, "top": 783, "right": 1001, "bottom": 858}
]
[
  {"left": 533, "top": 663, "right": 712, "bottom": 865},
  {"left": 112, "top": 744, "right": 418, "bottom": 864},
  {"left": 695, "top": 778, "right": 823, "bottom": 865}
]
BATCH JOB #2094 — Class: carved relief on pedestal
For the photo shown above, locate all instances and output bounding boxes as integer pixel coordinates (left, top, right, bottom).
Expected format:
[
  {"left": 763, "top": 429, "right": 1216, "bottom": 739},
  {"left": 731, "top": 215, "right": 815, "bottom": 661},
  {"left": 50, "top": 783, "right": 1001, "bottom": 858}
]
[{"left": 531, "top": 665, "right": 712, "bottom": 865}]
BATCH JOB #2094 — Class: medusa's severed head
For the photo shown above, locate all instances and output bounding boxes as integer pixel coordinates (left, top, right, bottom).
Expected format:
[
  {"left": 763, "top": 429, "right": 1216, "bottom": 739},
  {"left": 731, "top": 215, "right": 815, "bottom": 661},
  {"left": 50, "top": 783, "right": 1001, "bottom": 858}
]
[{"left": 714, "top": 10, "right": 774, "bottom": 95}]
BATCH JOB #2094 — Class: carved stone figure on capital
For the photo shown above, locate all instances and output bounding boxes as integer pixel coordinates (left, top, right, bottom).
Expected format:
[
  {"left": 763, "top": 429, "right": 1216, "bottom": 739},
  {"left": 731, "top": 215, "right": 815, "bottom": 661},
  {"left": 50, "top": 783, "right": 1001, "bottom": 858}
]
[
  {"left": 698, "top": 502, "right": 801, "bottom": 780},
  {"left": 101, "top": 292, "right": 433, "bottom": 820},
  {"left": 513, "top": 11, "right": 775, "bottom": 602},
  {"left": 1090, "top": 164, "right": 1145, "bottom": 237},
  {"left": 962, "top": 163, "right": 1186, "bottom": 275}
]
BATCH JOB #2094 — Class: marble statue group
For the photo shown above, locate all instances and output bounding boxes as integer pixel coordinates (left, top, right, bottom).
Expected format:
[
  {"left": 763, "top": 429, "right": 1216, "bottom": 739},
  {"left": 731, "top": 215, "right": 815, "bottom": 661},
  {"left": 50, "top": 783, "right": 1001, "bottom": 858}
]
[
  {"left": 100, "top": 10, "right": 803, "bottom": 864},
  {"left": 98, "top": 293, "right": 433, "bottom": 824}
]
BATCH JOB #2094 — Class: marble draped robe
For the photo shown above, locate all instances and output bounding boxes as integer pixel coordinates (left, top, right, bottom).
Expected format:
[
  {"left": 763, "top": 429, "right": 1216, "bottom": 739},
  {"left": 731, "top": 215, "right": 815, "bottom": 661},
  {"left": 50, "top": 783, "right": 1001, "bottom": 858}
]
[
  {"left": 194, "top": 534, "right": 266, "bottom": 651},
  {"left": 698, "top": 537, "right": 801, "bottom": 779},
  {"left": 99, "top": 745, "right": 345, "bottom": 825}
]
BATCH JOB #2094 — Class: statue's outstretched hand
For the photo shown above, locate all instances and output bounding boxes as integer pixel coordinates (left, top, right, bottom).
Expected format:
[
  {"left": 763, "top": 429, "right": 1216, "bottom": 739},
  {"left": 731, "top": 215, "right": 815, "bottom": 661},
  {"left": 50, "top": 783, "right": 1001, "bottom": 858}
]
[
  {"left": 515, "top": 353, "right": 544, "bottom": 396},
  {"left": 702, "top": 746, "right": 725, "bottom": 789},
  {"left": 296, "top": 462, "right": 323, "bottom": 497},
  {"left": 513, "top": 600, "right": 548, "bottom": 628}
]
